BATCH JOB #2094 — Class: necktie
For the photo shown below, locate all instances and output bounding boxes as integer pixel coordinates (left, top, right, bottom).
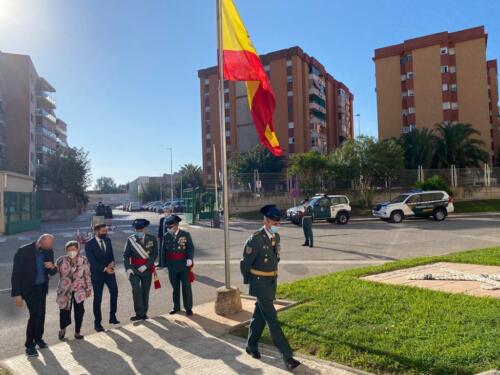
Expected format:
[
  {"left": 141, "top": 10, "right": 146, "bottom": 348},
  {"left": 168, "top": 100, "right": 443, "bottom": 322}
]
[{"left": 100, "top": 240, "right": 105, "bottom": 252}]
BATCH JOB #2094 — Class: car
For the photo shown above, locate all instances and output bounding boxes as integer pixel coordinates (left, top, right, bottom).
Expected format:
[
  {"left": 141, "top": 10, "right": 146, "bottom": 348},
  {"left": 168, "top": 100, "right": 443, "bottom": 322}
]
[
  {"left": 115, "top": 204, "right": 124, "bottom": 210},
  {"left": 372, "top": 190, "right": 454, "bottom": 223},
  {"left": 286, "top": 194, "right": 351, "bottom": 226},
  {"left": 129, "top": 202, "right": 141, "bottom": 212}
]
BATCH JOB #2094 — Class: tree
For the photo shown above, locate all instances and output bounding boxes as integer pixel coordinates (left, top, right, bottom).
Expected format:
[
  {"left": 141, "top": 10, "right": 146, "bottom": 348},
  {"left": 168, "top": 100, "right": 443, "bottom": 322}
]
[
  {"left": 175, "top": 164, "right": 203, "bottom": 196},
  {"left": 94, "top": 176, "right": 121, "bottom": 193},
  {"left": 400, "top": 128, "right": 436, "bottom": 169},
  {"left": 36, "top": 147, "right": 91, "bottom": 201},
  {"left": 371, "top": 138, "right": 405, "bottom": 191},
  {"left": 231, "top": 145, "right": 285, "bottom": 175},
  {"left": 288, "top": 151, "right": 330, "bottom": 195},
  {"left": 433, "top": 122, "right": 489, "bottom": 168}
]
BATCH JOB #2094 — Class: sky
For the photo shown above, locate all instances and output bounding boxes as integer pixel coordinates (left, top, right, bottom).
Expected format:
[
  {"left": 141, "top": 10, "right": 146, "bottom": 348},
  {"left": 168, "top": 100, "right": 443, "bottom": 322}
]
[{"left": 0, "top": 0, "right": 499, "bottom": 186}]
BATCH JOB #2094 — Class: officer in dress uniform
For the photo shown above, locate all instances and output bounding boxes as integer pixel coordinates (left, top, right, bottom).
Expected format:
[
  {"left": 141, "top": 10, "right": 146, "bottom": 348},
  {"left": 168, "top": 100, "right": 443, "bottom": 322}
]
[
  {"left": 240, "top": 205, "right": 301, "bottom": 371},
  {"left": 157, "top": 207, "right": 173, "bottom": 268},
  {"left": 123, "top": 219, "right": 158, "bottom": 321},
  {"left": 302, "top": 203, "right": 314, "bottom": 248},
  {"left": 162, "top": 215, "right": 194, "bottom": 316}
]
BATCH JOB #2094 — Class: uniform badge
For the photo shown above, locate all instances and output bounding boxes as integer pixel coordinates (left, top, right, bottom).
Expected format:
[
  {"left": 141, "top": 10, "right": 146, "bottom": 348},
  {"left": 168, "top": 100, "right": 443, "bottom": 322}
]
[
  {"left": 264, "top": 257, "right": 268, "bottom": 263},
  {"left": 146, "top": 241, "right": 153, "bottom": 248},
  {"left": 245, "top": 246, "right": 253, "bottom": 254}
]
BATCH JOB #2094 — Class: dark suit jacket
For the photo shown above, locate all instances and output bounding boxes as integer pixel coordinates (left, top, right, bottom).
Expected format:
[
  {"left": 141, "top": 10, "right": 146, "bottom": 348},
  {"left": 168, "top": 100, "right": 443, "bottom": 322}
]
[
  {"left": 84, "top": 237, "right": 115, "bottom": 278},
  {"left": 158, "top": 217, "right": 166, "bottom": 240},
  {"left": 11, "top": 242, "right": 56, "bottom": 298}
]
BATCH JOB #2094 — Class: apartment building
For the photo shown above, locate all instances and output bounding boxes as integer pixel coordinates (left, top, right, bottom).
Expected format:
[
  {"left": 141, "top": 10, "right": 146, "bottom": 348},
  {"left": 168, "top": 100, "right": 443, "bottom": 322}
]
[
  {"left": 374, "top": 26, "right": 499, "bottom": 164},
  {"left": 0, "top": 51, "right": 68, "bottom": 175},
  {"left": 198, "top": 46, "right": 354, "bottom": 183}
]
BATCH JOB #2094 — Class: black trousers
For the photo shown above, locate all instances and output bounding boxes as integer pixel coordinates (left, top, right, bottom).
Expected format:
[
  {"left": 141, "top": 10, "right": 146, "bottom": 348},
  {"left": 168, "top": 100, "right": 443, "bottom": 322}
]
[
  {"left": 24, "top": 283, "right": 47, "bottom": 348},
  {"left": 60, "top": 292, "right": 85, "bottom": 332},
  {"left": 167, "top": 268, "right": 193, "bottom": 311},
  {"left": 92, "top": 273, "right": 118, "bottom": 325}
]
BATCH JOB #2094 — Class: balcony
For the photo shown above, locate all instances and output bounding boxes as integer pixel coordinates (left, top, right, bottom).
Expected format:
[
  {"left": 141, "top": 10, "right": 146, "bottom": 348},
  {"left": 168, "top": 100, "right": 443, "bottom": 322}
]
[
  {"left": 310, "top": 115, "right": 326, "bottom": 128},
  {"left": 309, "top": 102, "right": 326, "bottom": 114},
  {"left": 36, "top": 109, "right": 57, "bottom": 124},
  {"left": 37, "top": 77, "right": 56, "bottom": 93},
  {"left": 309, "top": 86, "right": 326, "bottom": 101},
  {"left": 37, "top": 93, "right": 56, "bottom": 109}
]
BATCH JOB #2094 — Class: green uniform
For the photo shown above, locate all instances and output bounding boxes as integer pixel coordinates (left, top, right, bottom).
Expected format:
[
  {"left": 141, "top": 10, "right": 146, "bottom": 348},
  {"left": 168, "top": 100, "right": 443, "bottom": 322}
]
[
  {"left": 240, "top": 227, "right": 293, "bottom": 361},
  {"left": 123, "top": 234, "right": 158, "bottom": 317},
  {"left": 302, "top": 205, "right": 313, "bottom": 247},
  {"left": 163, "top": 229, "right": 194, "bottom": 311}
]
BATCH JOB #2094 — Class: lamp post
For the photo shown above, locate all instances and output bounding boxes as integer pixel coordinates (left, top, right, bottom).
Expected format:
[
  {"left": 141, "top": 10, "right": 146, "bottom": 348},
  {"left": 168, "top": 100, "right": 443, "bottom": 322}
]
[
  {"left": 167, "top": 147, "right": 173, "bottom": 205},
  {"left": 356, "top": 113, "right": 361, "bottom": 137}
]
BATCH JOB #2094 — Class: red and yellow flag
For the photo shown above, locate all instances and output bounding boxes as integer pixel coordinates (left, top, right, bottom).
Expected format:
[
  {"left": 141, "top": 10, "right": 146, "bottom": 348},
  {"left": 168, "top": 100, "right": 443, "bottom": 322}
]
[{"left": 221, "top": 0, "right": 283, "bottom": 157}]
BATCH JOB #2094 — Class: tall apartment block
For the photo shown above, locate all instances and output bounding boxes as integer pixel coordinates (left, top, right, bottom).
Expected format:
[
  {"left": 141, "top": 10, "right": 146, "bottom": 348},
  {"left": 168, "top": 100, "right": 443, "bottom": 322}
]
[
  {"left": 198, "top": 46, "right": 354, "bottom": 182},
  {"left": 0, "top": 51, "right": 68, "bottom": 176},
  {"left": 374, "top": 26, "right": 500, "bottom": 164}
]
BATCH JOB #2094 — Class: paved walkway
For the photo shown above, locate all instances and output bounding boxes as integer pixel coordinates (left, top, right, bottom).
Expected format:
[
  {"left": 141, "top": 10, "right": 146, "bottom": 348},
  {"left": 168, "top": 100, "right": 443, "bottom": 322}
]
[{"left": 1, "top": 298, "right": 369, "bottom": 375}]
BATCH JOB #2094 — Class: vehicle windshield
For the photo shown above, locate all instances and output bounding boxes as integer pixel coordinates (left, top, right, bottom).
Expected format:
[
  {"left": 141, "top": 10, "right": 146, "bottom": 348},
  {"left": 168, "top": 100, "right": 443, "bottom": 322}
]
[
  {"left": 390, "top": 194, "right": 409, "bottom": 203},
  {"left": 308, "top": 198, "right": 320, "bottom": 206}
]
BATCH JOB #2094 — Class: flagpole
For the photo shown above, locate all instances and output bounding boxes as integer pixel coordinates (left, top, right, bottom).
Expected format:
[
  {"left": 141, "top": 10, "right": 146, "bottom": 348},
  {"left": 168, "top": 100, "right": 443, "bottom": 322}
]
[{"left": 216, "top": 0, "right": 231, "bottom": 289}]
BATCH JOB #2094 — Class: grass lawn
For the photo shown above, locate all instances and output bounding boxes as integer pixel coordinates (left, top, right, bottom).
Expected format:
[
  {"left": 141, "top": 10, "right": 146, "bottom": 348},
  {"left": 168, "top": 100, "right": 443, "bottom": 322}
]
[
  {"left": 454, "top": 199, "right": 500, "bottom": 213},
  {"left": 234, "top": 247, "right": 500, "bottom": 375},
  {"left": 0, "top": 369, "right": 11, "bottom": 375}
]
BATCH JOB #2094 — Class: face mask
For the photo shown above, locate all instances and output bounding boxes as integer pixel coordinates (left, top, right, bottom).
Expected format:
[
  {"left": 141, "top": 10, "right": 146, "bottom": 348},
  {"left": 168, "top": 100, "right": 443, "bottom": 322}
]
[
  {"left": 167, "top": 228, "right": 174, "bottom": 234},
  {"left": 135, "top": 232, "right": 145, "bottom": 239},
  {"left": 98, "top": 234, "right": 107, "bottom": 239},
  {"left": 67, "top": 251, "right": 78, "bottom": 259},
  {"left": 269, "top": 226, "right": 280, "bottom": 234}
]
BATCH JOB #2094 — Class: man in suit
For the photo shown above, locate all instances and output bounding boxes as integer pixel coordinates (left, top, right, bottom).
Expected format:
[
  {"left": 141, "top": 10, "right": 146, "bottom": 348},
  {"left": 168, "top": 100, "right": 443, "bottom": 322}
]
[
  {"left": 240, "top": 205, "right": 301, "bottom": 371},
  {"left": 85, "top": 223, "right": 120, "bottom": 332},
  {"left": 11, "top": 234, "right": 57, "bottom": 357},
  {"left": 157, "top": 207, "right": 172, "bottom": 268},
  {"left": 124, "top": 219, "right": 158, "bottom": 321},
  {"left": 162, "top": 215, "right": 194, "bottom": 316}
]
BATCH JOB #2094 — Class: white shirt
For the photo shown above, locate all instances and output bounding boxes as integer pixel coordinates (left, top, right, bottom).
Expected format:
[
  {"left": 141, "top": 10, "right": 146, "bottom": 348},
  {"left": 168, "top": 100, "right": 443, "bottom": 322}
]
[{"left": 97, "top": 237, "right": 106, "bottom": 251}]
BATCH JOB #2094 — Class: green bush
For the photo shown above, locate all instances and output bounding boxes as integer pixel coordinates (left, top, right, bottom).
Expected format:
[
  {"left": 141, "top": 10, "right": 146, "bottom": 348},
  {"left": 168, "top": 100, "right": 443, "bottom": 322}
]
[{"left": 414, "top": 175, "right": 453, "bottom": 196}]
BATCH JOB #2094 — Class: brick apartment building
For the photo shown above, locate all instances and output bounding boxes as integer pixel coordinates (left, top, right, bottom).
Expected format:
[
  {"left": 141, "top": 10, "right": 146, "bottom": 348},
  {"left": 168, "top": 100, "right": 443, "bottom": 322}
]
[
  {"left": 373, "top": 26, "right": 500, "bottom": 164},
  {"left": 198, "top": 46, "right": 354, "bottom": 183},
  {"left": 0, "top": 51, "right": 68, "bottom": 176}
]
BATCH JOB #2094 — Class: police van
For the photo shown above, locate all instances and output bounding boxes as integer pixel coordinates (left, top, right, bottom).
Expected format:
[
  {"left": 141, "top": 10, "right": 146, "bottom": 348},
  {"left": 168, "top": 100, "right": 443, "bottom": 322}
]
[
  {"left": 372, "top": 190, "right": 454, "bottom": 223},
  {"left": 286, "top": 194, "right": 351, "bottom": 225}
]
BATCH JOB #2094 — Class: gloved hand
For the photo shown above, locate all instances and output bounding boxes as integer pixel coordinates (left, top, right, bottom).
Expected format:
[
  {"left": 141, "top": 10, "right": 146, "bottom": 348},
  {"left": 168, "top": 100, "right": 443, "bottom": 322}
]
[
  {"left": 186, "top": 259, "right": 193, "bottom": 267},
  {"left": 126, "top": 269, "right": 133, "bottom": 278},
  {"left": 138, "top": 265, "right": 147, "bottom": 272}
]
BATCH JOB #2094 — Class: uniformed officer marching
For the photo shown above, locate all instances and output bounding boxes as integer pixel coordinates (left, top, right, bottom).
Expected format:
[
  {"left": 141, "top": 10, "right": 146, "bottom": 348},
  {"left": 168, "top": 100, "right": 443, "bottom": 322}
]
[
  {"left": 302, "top": 203, "right": 314, "bottom": 248},
  {"left": 162, "top": 215, "right": 194, "bottom": 316},
  {"left": 240, "top": 205, "right": 301, "bottom": 371},
  {"left": 123, "top": 219, "right": 158, "bottom": 321}
]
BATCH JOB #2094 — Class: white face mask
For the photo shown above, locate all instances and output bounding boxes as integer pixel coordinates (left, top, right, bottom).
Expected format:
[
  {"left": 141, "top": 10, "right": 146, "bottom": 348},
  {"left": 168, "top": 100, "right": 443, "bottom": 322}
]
[
  {"left": 167, "top": 228, "right": 174, "bottom": 234},
  {"left": 67, "top": 250, "right": 78, "bottom": 259}
]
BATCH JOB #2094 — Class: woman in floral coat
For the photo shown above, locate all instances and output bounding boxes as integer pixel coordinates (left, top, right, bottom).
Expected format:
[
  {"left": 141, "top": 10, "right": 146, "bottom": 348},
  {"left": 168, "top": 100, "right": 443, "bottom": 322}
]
[{"left": 56, "top": 241, "right": 92, "bottom": 340}]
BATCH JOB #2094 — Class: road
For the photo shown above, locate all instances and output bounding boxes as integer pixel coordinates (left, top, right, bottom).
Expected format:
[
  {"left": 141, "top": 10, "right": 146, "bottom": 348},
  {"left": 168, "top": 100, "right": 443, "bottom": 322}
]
[{"left": 1, "top": 209, "right": 499, "bottom": 359}]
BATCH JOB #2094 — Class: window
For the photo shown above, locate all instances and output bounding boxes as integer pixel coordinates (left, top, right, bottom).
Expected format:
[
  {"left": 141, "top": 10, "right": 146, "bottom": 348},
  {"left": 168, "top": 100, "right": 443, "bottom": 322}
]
[
  {"left": 401, "top": 74, "right": 407, "bottom": 81},
  {"left": 423, "top": 192, "right": 444, "bottom": 202},
  {"left": 287, "top": 75, "right": 293, "bottom": 83},
  {"left": 205, "top": 106, "right": 210, "bottom": 112},
  {"left": 287, "top": 91, "right": 293, "bottom": 97},
  {"left": 204, "top": 79, "right": 209, "bottom": 85},
  {"left": 449, "top": 47, "right": 455, "bottom": 55},
  {"left": 408, "top": 107, "right": 415, "bottom": 114},
  {"left": 288, "top": 122, "right": 294, "bottom": 129},
  {"left": 331, "top": 196, "right": 348, "bottom": 205},
  {"left": 440, "top": 66, "right": 448, "bottom": 73},
  {"left": 286, "top": 59, "right": 292, "bottom": 67},
  {"left": 205, "top": 133, "right": 211, "bottom": 139},
  {"left": 225, "top": 131, "right": 231, "bottom": 137},
  {"left": 449, "top": 66, "right": 456, "bottom": 73},
  {"left": 450, "top": 83, "right": 457, "bottom": 92},
  {"left": 440, "top": 47, "right": 448, "bottom": 55},
  {"left": 402, "top": 91, "right": 408, "bottom": 98},
  {"left": 224, "top": 102, "right": 229, "bottom": 108},
  {"left": 442, "top": 102, "right": 451, "bottom": 110},
  {"left": 402, "top": 109, "right": 409, "bottom": 116},
  {"left": 407, "top": 89, "right": 414, "bottom": 96},
  {"left": 442, "top": 83, "right": 449, "bottom": 91},
  {"left": 406, "top": 72, "right": 413, "bottom": 79},
  {"left": 264, "top": 65, "right": 270, "bottom": 71},
  {"left": 288, "top": 137, "right": 295, "bottom": 144},
  {"left": 451, "top": 102, "right": 459, "bottom": 110},
  {"left": 225, "top": 116, "right": 230, "bottom": 123},
  {"left": 224, "top": 88, "right": 229, "bottom": 94},
  {"left": 407, "top": 194, "right": 421, "bottom": 204}
]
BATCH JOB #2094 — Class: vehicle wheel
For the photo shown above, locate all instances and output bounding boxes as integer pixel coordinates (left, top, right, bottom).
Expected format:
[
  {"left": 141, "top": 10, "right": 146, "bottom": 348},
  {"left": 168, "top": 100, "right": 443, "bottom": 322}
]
[
  {"left": 433, "top": 208, "right": 447, "bottom": 221},
  {"left": 390, "top": 211, "right": 404, "bottom": 223},
  {"left": 336, "top": 212, "right": 349, "bottom": 225},
  {"left": 292, "top": 217, "right": 302, "bottom": 226}
]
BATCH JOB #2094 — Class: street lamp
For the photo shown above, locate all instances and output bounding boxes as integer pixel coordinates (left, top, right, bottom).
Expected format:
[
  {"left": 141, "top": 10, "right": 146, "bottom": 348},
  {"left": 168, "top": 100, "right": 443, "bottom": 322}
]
[
  {"left": 167, "top": 147, "right": 173, "bottom": 205},
  {"left": 356, "top": 113, "right": 361, "bottom": 137}
]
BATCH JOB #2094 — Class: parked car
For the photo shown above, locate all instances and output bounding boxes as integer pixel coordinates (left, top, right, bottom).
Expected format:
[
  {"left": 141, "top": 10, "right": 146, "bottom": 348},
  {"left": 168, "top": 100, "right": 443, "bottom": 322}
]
[
  {"left": 129, "top": 202, "right": 141, "bottom": 212},
  {"left": 372, "top": 190, "right": 454, "bottom": 223},
  {"left": 115, "top": 204, "right": 124, "bottom": 210},
  {"left": 286, "top": 194, "right": 351, "bottom": 226}
]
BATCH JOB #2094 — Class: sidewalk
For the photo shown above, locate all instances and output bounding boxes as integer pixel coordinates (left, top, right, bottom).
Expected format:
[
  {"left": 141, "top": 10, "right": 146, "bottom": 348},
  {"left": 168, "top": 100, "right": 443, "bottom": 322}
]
[{"left": 0, "top": 297, "right": 370, "bottom": 375}]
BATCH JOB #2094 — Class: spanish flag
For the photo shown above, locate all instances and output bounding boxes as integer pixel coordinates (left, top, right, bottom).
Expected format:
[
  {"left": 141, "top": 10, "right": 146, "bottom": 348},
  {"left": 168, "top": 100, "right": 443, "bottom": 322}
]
[{"left": 221, "top": 0, "right": 283, "bottom": 157}]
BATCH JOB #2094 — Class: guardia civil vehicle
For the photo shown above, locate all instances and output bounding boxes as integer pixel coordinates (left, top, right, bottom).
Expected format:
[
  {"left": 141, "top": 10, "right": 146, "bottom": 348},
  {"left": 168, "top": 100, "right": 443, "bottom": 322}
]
[{"left": 372, "top": 190, "right": 454, "bottom": 223}]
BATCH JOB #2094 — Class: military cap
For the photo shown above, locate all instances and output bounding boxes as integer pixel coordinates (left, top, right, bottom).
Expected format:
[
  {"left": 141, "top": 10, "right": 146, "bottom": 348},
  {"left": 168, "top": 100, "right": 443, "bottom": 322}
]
[
  {"left": 260, "top": 205, "right": 282, "bottom": 221},
  {"left": 132, "top": 218, "right": 150, "bottom": 229},
  {"left": 164, "top": 214, "right": 182, "bottom": 227}
]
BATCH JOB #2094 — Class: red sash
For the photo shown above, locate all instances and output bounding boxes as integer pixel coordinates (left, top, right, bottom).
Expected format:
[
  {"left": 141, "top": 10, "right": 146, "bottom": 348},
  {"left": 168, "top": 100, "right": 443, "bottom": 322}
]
[
  {"left": 129, "top": 257, "right": 161, "bottom": 289},
  {"left": 165, "top": 254, "right": 195, "bottom": 283}
]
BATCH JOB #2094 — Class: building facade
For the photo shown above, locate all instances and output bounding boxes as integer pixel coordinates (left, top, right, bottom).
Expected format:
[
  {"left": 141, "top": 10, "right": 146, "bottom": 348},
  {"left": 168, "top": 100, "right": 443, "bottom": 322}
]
[
  {"left": 374, "top": 26, "right": 499, "bottom": 164},
  {"left": 198, "top": 46, "right": 354, "bottom": 183},
  {"left": 0, "top": 51, "right": 68, "bottom": 175}
]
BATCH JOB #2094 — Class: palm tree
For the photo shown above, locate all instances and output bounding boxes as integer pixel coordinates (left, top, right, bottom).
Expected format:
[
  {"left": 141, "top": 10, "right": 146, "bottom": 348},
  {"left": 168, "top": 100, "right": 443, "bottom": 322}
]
[
  {"left": 433, "top": 122, "right": 489, "bottom": 168},
  {"left": 175, "top": 164, "right": 203, "bottom": 195},
  {"left": 399, "top": 128, "right": 436, "bottom": 169}
]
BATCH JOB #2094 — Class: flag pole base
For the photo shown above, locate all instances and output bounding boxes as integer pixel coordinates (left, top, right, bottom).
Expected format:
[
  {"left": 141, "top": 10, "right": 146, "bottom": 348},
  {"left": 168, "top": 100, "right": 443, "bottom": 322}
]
[{"left": 214, "top": 286, "right": 242, "bottom": 316}]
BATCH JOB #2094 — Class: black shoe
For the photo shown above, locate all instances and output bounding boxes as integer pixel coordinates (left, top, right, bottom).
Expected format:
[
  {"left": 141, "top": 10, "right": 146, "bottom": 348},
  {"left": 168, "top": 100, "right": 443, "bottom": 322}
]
[
  {"left": 35, "top": 339, "right": 48, "bottom": 349},
  {"left": 245, "top": 347, "right": 261, "bottom": 359},
  {"left": 130, "top": 316, "right": 142, "bottom": 321},
  {"left": 26, "top": 346, "right": 38, "bottom": 357},
  {"left": 309, "top": 245, "right": 314, "bottom": 248},
  {"left": 58, "top": 329, "right": 66, "bottom": 341},
  {"left": 301, "top": 243, "right": 308, "bottom": 246},
  {"left": 109, "top": 316, "right": 120, "bottom": 324},
  {"left": 95, "top": 324, "right": 105, "bottom": 332},
  {"left": 285, "top": 358, "right": 301, "bottom": 371},
  {"left": 169, "top": 309, "right": 179, "bottom": 315},
  {"left": 74, "top": 333, "right": 84, "bottom": 340},
  {"left": 186, "top": 310, "right": 193, "bottom": 316},
  {"left": 141, "top": 315, "right": 148, "bottom": 320}
]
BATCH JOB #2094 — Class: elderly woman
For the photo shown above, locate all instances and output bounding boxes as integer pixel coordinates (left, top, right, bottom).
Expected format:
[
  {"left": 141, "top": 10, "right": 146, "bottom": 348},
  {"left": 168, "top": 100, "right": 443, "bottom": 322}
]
[{"left": 55, "top": 241, "right": 92, "bottom": 340}]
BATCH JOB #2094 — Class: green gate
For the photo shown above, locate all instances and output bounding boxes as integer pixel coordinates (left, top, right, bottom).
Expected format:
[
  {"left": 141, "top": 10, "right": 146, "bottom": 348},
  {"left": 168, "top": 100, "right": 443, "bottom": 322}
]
[
  {"left": 4, "top": 192, "right": 41, "bottom": 234},
  {"left": 182, "top": 187, "right": 216, "bottom": 225}
]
